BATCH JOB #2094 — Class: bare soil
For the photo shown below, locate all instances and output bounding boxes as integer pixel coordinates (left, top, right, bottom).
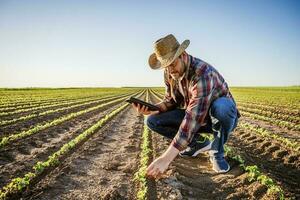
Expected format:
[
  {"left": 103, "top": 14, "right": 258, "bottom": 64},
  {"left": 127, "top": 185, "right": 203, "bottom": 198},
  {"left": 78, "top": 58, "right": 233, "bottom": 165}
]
[
  {"left": 0, "top": 101, "right": 129, "bottom": 189},
  {"left": 0, "top": 91, "right": 298, "bottom": 199},
  {"left": 149, "top": 92, "right": 298, "bottom": 199},
  {"left": 23, "top": 105, "right": 144, "bottom": 200},
  {"left": 0, "top": 94, "right": 128, "bottom": 137}
]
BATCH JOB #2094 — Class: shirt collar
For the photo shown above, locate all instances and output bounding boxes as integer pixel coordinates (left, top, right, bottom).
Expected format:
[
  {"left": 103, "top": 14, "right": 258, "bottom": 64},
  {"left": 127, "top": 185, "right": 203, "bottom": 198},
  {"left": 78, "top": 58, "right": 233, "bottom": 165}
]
[
  {"left": 180, "top": 54, "right": 191, "bottom": 81},
  {"left": 179, "top": 71, "right": 186, "bottom": 81}
]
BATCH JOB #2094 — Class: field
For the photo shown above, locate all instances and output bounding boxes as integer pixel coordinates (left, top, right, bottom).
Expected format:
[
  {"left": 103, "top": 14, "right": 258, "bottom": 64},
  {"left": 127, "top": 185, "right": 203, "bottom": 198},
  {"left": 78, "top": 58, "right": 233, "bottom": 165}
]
[{"left": 0, "top": 87, "right": 299, "bottom": 200}]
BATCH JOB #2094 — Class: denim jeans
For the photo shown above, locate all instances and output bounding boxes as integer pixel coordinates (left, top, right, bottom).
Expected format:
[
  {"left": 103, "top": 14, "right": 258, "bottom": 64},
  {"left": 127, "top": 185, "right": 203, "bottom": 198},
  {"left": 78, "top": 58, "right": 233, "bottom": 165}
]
[{"left": 146, "top": 97, "right": 239, "bottom": 156}]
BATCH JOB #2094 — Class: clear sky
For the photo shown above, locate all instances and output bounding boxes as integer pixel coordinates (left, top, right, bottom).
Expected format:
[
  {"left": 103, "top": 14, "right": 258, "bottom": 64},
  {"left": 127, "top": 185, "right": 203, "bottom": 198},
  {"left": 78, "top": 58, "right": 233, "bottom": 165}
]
[{"left": 0, "top": 0, "right": 299, "bottom": 87}]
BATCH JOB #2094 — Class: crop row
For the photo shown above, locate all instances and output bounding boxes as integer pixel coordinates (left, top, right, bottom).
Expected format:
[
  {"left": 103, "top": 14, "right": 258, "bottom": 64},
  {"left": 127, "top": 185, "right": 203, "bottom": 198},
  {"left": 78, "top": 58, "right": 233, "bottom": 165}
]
[
  {"left": 0, "top": 94, "right": 69, "bottom": 106},
  {"left": 0, "top": 93, "right": 137, "bottom": 200},
  {"left": 0, "top": 97, "right": 72, "bottom": 110},
  {"left": 234, "top": 97, "right": 299, "bottom": 111},
  {"left": 0, "top": 92, "right": 139, "bottom": 148},
  {"left": 230, "top": 87, "right": 300, "bottom": 110},
  {"left": 0, "top": 91, "right": 89, "bottom": 106},
  {"left": 0, "top": 93, "right": 131, "bottom": 127},
  {"left": 224, "top": 145, "right": 285, "bottom": 199},
  {"left": 238, "top": 121, "right": 300, "bottom": 152},
  {"left": 240, "top": 111, "right": 300, "bottom": 131},
  {"left": 149, "top": 89, "right": 163, "bottom": 102},
  {"left": 0, "top": 92, "right": 128, "bottom": 117},
  {"left": 0, "top": 93, "right": 110, "bottom": 112},
  {"left": 237, "top": 104, "right": 299, "bottom": 124},
  {"left": 151, "top": 90, "right": 164, "bottom": 98},
  {"left": 0, "top": 88, "right": 141, "bottom": 108},
  {"left": 236, "top": 101, "right": 299, "bottom": 116},
  {"left": 134, "top": 90, "right": 153, "bottom": 200}
]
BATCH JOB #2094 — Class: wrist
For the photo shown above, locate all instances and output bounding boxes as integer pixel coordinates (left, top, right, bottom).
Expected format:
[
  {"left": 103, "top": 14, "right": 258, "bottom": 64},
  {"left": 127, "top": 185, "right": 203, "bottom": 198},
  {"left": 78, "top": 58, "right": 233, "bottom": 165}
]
[
  {"left": 161, "top": 145, "right": 179, "bottom": 163},
  {"left": 155, "top": 102, "right": 167, "bottom": 112}
]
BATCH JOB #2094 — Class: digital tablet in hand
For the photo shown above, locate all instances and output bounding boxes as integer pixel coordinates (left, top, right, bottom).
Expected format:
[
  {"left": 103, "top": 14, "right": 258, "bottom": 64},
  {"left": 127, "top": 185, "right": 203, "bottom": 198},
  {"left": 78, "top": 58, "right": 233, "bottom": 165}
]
[{"left": 125, "top": 97, "right": 160, "bottom": 111}]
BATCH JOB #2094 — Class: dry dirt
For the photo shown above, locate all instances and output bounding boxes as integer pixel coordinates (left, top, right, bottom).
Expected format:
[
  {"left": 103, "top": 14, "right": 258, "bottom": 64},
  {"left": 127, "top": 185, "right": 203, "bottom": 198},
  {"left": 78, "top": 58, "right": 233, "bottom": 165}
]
[{"left": 0, "top": 90, "right": 298, "bottom": 199}]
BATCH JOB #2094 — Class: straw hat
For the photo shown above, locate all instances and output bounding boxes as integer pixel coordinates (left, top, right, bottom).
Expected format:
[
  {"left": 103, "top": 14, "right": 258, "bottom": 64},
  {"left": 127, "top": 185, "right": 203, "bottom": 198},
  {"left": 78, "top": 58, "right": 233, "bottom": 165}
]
[{"left": 148, "top": 34, "right": 190, "bottom": 70}]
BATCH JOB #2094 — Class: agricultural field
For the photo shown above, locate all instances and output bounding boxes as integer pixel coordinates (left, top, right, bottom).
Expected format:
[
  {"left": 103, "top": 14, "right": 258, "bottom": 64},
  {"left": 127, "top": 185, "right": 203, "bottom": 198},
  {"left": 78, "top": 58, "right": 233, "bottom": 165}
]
[{"left": 0, "top": 87, "right": 299, "bottom": 200}]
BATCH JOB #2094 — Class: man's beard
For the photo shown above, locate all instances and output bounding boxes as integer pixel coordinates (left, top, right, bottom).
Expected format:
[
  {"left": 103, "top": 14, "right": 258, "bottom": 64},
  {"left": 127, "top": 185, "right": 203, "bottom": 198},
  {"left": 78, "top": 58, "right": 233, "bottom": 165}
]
[{"left": 170, "top": 60, "right": 186, "bottom": 80}]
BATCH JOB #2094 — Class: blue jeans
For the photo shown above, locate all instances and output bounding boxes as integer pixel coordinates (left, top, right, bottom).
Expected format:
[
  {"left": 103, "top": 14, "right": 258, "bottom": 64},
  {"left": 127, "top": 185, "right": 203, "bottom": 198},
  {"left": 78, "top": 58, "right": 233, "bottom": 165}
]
[{"left": 146, "top": 97, "right": 239, "bottom": 156}]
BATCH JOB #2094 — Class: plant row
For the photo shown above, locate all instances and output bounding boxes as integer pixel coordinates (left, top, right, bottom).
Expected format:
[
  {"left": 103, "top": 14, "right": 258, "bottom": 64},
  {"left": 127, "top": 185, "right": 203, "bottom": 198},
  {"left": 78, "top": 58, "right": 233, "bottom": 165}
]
[
  {"left": 0, "top": 97, "right": 132, "bottom": 199},
  {"left": 0, "top": 93, "right": 137, "bottom": 149},
  {"left": 236, "top": 101, "right": 299, "bottom": 116},
  {"left": 240, "top": 111, "right": 300, "bottom": 131},
  {"left": 0, "top": 93, "right": 108, "bottom": 112},
  {"left": 237, "top": 104, "right": 299, "bottom": 124},
  {"left": 225, "top": 145, "right": 285, "bottom": 200},
  {"left": 0, "top": 92, "right": 128, "bottom": 117},
  {"left": 0, "top": 88, "right": 141, "bottom": 108},
  {"left": 149, "top": 89, "right": 163, "bottom": 102},
  {"left": 134, "top": 90, "right": 153, "bottom": 200},
  {"left": 0, "top": 93, "right": 131, "bottom": 127},
  {"left": 231, "top": 87, "right": 299, "bottom": 110},
  {"left": 238, "top": 121, "right": 300, "bottom": 152}
]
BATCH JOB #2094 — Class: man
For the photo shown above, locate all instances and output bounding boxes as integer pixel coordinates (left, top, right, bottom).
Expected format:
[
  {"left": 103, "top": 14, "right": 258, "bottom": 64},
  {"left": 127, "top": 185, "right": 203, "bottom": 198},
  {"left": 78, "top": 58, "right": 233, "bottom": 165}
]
[{"left": 132, "top": 34, "right": 240, "bottom": 178}]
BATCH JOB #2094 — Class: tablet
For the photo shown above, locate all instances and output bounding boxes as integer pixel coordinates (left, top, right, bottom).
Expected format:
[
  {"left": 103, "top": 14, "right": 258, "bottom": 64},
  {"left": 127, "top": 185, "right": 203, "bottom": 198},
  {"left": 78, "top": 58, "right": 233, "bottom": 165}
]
[{"left": 126, "top": 97, "right": 160, "bottom": 111}]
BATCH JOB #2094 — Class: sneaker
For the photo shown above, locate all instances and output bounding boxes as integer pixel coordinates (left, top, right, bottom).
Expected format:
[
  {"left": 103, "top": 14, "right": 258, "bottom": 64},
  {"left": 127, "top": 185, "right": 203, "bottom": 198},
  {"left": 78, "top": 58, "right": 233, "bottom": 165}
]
[
  {"left": 179, "top": 139, "right": 211, "bottom": 158},
  {"left": 209, "top": 153, "right": 230, "bottom": 173}
]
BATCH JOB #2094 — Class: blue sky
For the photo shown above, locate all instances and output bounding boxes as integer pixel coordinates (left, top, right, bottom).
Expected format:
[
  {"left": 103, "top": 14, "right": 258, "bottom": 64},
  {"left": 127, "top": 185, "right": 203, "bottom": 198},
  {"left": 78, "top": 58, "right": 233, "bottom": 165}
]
[{"left": 0, "top": 0, "right": 299, "bottom": 87}]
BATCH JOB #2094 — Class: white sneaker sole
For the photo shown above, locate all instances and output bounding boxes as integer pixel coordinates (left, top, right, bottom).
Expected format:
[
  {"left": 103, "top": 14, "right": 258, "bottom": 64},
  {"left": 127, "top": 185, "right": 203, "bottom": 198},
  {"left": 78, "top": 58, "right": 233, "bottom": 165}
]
[
  {"left": 210, "top": 157, "right": 231, "bottom": 173},
  {"left": 190, "top": 143, "right": 212, "bottom": 157},
  {"left": 212, "top": 165, "right": 231, "bottom": 173}
]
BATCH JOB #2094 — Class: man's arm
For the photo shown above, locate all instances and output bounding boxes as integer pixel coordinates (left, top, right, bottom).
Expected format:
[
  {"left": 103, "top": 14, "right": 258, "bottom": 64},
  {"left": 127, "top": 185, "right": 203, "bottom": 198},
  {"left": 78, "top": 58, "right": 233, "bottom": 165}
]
[
  {"left": 147, "top": 73, "right": 214, "bottom": 178},
  {"left": 171, "top": 74, "right": 214, "bottom": 151}
]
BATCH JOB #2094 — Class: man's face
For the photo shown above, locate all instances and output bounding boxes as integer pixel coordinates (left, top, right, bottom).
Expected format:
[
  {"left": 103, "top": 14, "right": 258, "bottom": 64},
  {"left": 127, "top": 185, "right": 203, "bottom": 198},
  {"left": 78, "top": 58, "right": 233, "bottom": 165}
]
[{"left": 166, "top": 56, "right": 185, "bottom": 80}]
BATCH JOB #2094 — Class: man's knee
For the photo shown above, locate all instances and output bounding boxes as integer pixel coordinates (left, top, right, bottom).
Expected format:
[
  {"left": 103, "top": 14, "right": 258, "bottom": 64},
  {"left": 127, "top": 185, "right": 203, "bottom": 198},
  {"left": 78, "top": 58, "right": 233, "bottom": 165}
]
[
  {"left": 210, "top": 97, "right": 237, "bottom": 123},
  {"left": 145, "top": 114, "right": 159, "bottom": 130}
]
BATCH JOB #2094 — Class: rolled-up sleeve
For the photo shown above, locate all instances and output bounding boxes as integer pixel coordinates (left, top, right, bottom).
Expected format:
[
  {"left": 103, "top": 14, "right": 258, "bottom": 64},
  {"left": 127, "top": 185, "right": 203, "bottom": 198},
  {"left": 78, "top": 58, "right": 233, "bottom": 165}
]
[{"left": 171, "top": 73, "right": 214, "bottom": 151}]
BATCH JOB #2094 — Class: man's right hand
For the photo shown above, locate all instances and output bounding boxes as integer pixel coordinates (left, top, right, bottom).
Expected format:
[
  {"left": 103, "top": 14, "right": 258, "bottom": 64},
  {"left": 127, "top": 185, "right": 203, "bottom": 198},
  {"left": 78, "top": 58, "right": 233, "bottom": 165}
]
[{"left": 131, "top": 103, "right": 160, "bottom": 116}]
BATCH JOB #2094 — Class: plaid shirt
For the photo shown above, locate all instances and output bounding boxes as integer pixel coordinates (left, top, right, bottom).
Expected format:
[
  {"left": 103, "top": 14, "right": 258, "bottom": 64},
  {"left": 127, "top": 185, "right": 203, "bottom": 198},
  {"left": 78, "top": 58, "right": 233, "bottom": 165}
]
[{"left": 162, "top": 54, "right": 239, "bottom": 151}]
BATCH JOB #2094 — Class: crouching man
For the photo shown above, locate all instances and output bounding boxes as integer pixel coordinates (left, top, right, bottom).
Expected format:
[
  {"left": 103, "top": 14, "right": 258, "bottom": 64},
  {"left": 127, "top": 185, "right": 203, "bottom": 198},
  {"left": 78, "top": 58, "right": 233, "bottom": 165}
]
[{"left": 133, "top": 34, "right": 240, "bottom": 178}]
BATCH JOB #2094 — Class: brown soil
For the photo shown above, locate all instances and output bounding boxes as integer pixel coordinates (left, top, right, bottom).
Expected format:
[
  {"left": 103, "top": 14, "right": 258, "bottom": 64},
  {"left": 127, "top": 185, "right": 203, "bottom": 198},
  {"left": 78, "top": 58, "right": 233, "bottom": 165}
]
[
  {"left": 0, "top": 94, "right": 103, "bottom": 113},
  {"left": 0, "top": 96, "right": 101, "bottom": 112},
  {"left": 148, "top": 92, "right": 298, "bottom": 200},
  {"left": 242, "top": 116, "right": 300, "bottom": 141},
  {"left": 23, "top": 105, "right": 144, "bottom": 200},
  {"left": 228, "top": 126, "right": 300, "bottom": 198},
  {"left": 0, "top": 94, "right": 129, "bottom": 137},
  {"left": 151, "top": 127, "right": 283, "bottom": 200},
  {"left": 0, "top": 102, "right": 128, "bottom": 189},
  {"left": 0, "top": 90, "right": 298, "bottom": 199}
]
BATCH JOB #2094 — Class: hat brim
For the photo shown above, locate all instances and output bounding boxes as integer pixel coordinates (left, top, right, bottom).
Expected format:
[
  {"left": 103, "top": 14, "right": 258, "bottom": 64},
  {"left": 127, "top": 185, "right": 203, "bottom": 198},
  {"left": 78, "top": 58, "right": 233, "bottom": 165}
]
[{"left": 148, "top": 39, "right": 190, "bottom": 70}]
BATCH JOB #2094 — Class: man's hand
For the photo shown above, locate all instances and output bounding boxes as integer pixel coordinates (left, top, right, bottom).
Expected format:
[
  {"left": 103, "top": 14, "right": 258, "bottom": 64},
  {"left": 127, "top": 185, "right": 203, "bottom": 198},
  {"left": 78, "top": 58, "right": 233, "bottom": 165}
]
[
  {"left": 146, "top": 144, "right": 180, "bottom": 179},
  {"left": 132, "top": 103, "right": 160, "bottom": 115},
  {"left": 146, "top": 156, "right": 170, "bottom": 179}
]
